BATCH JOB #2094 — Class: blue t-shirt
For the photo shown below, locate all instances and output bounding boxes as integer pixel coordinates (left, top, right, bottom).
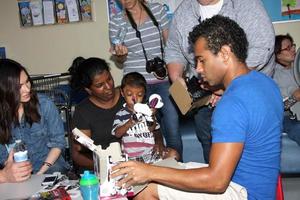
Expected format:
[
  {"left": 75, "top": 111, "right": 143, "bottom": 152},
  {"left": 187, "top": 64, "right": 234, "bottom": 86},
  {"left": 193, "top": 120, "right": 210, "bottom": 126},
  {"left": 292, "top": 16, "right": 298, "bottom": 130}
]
[{"left": 212, "top": 71, "right": 283, "bottom": 200}]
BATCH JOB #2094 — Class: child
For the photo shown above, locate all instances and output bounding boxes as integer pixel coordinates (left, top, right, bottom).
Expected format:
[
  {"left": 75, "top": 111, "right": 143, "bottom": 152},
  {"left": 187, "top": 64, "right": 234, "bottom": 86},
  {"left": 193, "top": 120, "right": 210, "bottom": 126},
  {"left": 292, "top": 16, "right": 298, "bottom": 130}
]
[{"left": 112, "top": 72, "right": 179, "bottom": 163}]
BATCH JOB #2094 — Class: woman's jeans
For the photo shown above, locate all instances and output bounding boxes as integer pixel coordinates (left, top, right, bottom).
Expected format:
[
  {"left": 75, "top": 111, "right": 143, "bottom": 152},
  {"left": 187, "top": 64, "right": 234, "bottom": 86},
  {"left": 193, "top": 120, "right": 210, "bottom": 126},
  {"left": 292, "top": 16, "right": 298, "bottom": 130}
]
[
  {"left": 283, "top": 115, "right": 300, "bottom": 146},
  {"left": 193, "top": 106, "right": 213, "bottom": 163},
  {"left": 147, "top": 81, "right": 182, "bottom": 158}
]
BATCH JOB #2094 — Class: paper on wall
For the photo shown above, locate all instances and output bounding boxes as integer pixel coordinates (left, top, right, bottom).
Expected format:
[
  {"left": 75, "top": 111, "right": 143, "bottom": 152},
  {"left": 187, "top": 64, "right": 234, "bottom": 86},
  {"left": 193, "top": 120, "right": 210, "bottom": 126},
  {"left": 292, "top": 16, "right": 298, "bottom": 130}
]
[
  {"left": 30, "top": 0, "right": 44, "bottom": 25},
  {"left": 43, "top": 0, "right": 55, "bottom": 24},
  {"left": 66, "top": 0, "right": 80, "bottom": 22}
]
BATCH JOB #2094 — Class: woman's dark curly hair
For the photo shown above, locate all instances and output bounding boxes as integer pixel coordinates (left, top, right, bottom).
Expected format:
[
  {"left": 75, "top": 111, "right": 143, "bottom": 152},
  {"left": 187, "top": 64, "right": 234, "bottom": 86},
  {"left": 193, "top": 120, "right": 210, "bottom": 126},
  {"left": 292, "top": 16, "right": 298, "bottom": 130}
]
[
  {"left": 189, "top": 15, "right": 248, "bottom": 63},
  {"left": 0, "top": 59, "right": 40, "bottom": 144},
  {"left": 69, "top": 57, "right": 111, "bottom": 90}
]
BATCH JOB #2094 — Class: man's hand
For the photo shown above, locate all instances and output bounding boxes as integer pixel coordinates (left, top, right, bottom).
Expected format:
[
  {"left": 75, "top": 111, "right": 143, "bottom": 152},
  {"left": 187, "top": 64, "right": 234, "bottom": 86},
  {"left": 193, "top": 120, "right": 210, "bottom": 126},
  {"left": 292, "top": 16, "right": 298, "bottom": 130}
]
[
  {"left": 111, "top": 161, "right": 153, "bottom": 188},
  {"left": 292, "top": 88, "right": 300, "bottom": 101},
  {"left": 209, "top": 89, "right": 224, "bottom": 107},
  {"left": 200, "top": 83, "right": 224, "bottom": 107},
  {"left": 0, "top": 151, "right": 32, "bottom": 183}
]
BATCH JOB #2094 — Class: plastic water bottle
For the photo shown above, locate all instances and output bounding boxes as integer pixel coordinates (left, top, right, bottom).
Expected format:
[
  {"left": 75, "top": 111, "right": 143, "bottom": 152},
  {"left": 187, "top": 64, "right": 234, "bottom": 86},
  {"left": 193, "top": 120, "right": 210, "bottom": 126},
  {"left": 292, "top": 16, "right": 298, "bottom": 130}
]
[
  {"left": 112, "top": 26, "right": 128, "bottom": 45},
  {"left": 13, "top": 140, "right": 28, "bottom": 162},
  {"left": 80, "top": 170, "right": 99, "bottom": 200}
]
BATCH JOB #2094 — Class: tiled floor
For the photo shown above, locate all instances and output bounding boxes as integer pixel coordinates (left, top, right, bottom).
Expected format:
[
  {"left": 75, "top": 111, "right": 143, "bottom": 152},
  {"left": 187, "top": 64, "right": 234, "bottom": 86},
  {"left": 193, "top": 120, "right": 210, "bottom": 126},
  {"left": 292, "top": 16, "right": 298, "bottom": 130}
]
[{"left": 282, "top": 177, "right": 300, "bottom": 200}]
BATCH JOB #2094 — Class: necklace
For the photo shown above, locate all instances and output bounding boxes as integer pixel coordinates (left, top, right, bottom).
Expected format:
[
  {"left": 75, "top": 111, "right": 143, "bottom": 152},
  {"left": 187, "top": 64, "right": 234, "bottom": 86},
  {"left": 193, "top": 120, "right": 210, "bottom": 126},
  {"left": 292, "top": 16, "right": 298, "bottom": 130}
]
[
  {"left": 128, "top": 3, "right": 143, "bottom": 26},
  {"left": 138, "top": 6, "right": 143, "bottom": 26}
]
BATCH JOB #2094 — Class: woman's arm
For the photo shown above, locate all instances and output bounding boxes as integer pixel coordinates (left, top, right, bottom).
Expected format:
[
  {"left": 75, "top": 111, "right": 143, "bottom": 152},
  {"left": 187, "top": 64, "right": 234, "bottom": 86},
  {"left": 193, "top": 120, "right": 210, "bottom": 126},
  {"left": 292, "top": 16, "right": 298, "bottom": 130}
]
[
  {"left": 37, "top": 148, "right": 61, "bottom": 175},
  {"left": 162, "top": 29, "right": 168, "bottom": 46},
  {"left": 40, "top": 97, "right": 66, "bottom": 173},
  {"left": 71, "top": 129, "right": 94, "bottom": 170}
]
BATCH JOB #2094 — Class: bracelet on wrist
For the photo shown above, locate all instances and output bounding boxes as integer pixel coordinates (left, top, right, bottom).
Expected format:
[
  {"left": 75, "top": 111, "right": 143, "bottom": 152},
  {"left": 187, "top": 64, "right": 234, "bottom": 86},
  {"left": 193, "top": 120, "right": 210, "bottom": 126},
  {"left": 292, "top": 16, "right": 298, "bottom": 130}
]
[{"left": 43, "top": 161, "right": 53, "bottom": 167}]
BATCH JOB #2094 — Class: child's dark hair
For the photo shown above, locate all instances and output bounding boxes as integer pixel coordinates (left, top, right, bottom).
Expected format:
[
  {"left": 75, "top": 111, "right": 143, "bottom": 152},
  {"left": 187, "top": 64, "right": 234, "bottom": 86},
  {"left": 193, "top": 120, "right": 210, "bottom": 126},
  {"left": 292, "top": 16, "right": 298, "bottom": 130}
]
[{"left": 121, "top": 72, "right": 147, "bottom": 92}]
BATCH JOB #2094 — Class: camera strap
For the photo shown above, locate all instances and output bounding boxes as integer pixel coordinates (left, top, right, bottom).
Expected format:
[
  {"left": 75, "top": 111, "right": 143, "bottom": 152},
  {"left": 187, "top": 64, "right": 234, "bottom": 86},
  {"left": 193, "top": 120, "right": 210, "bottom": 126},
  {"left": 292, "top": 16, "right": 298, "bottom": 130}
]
[{"left": 125, "top": 2, "right": 164, "bottom": 63}]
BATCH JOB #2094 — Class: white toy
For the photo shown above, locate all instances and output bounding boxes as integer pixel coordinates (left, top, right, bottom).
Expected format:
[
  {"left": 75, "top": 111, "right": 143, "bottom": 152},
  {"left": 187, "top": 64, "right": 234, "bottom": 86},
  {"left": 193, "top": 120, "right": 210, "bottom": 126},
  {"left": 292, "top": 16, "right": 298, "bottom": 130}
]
[
  {"left": 72, "top": 128, "right": 134, "bottom": 198},
  {"left": 133, "top": 94, "right": 164, "bottom": 123}
]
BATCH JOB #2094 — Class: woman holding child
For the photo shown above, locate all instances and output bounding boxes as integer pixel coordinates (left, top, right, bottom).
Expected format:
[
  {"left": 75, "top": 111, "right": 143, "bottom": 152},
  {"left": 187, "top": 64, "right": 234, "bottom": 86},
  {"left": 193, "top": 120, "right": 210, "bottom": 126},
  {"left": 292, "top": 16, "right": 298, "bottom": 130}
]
[{"left": 70, "top": 57, "right": 124, "bottom": 171}]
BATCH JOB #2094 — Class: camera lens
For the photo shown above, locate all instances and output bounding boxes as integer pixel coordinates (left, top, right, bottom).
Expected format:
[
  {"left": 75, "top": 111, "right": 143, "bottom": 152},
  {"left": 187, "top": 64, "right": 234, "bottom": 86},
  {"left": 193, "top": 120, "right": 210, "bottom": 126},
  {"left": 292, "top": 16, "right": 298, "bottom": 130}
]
[
  {"left": 146, "top": 61, "right": 153, "bottom": 73},
  {"left": 154, "top": 66, "right": 167, "bottom": 79}
]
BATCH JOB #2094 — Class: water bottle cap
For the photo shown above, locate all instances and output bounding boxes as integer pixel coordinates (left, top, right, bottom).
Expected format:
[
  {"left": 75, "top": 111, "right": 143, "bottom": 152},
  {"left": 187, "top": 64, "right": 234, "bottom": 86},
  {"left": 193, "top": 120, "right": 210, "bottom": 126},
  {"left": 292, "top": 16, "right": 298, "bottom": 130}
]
[
  {"left": 112, "top": 38, "right": 121, "bottom": 45},
  {"left": 80, "top": 171, "right": 99, "bottom": 186}
]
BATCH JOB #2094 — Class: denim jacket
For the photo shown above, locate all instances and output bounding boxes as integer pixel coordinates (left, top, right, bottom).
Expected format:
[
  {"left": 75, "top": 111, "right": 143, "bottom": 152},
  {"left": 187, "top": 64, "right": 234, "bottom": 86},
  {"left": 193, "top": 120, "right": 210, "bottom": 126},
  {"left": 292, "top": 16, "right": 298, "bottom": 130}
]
[{"left": 0, "top": 94, "right": 68, "bottom": 173}]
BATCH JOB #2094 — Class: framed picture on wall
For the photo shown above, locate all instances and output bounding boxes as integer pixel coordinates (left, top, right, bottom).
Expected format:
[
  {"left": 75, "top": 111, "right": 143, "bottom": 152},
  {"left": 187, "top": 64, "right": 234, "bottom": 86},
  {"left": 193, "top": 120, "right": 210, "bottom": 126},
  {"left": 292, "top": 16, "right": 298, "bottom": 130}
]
[
  {"left": 106, "top": 0, "right": 122, "bottom": 22},
  {"left": 262, "top": 0, "right": 300, "bottom": 22},
  {"left": 282, "top": 0, "right": 300, "bottom": 18}
]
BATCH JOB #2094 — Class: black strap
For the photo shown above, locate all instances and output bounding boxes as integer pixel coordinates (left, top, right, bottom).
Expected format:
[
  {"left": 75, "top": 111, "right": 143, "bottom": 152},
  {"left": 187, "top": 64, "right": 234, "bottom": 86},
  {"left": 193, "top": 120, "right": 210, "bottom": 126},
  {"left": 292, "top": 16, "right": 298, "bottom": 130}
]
[
  {"left": 141, "top": 2, "right": 164, "bottom": 57},
  {"left": 125, "top": 3, "right": 164, "bottom": 62}
]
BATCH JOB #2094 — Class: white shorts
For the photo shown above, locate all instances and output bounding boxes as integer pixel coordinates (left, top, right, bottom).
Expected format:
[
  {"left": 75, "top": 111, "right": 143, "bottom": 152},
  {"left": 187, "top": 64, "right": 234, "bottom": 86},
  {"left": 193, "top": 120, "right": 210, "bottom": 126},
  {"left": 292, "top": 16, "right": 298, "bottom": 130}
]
[{"left": 157, "top": 162, "right": 248, "bottom": 200}]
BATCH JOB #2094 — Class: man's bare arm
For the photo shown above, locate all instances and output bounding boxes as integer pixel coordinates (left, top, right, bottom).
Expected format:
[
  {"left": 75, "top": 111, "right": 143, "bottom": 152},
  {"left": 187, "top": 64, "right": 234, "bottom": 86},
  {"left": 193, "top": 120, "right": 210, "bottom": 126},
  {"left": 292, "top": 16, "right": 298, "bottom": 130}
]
[{"left": 112, "top": 142, "right": 243, "bottom": 193}]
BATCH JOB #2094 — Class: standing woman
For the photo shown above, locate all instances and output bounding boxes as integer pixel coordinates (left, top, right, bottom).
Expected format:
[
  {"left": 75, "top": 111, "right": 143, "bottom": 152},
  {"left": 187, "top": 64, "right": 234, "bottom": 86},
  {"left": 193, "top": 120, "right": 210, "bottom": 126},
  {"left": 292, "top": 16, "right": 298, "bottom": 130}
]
[
  {"left": 0, "top": 59, "right": 69, "bottom": 178},
  {"left": 109, "top": 0, "right": 182, "bottom": 158},
  {"left": 70, "top": 57, "right": 124, "bottom": 171}
]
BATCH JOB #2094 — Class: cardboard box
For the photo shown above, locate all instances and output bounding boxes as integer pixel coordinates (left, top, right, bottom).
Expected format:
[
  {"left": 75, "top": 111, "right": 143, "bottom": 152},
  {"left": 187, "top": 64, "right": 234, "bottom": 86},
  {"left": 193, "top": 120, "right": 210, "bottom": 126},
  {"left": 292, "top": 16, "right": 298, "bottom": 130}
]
[{"left": 169, "top": 80, "right": 211, "bottom": 115}]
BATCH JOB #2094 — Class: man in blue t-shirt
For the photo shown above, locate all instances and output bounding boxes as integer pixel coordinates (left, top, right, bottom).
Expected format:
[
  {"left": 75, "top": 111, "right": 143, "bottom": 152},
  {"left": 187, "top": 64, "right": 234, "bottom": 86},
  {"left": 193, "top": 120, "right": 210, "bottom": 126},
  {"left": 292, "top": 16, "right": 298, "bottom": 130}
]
[{"left": 111, "top": 15, "right": 283, "bottom": 200}]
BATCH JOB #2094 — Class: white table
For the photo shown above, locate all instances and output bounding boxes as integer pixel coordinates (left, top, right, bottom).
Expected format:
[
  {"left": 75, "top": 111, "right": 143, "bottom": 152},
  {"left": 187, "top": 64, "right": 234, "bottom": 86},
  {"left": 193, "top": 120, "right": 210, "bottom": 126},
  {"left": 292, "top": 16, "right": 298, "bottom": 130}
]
[
  {"left": 0, "top": 174, "right": 45, "bottom": 199},
  {"left": 0, "top": 174, "right": 82, "bottom": 200}
]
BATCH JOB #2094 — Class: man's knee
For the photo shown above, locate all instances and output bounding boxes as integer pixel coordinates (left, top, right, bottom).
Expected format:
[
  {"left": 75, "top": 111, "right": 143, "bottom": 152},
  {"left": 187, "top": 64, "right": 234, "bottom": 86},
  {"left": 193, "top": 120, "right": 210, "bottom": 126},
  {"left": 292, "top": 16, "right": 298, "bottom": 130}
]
[{"left": 134, "top": 183, "right": 159, "bottom": 200}]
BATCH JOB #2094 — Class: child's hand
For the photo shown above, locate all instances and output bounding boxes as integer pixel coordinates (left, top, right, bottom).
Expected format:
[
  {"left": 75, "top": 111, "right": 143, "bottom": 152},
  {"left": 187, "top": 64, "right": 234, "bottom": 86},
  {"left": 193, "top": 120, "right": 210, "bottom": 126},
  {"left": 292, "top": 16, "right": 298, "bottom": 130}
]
[
  {"left": 128, "top": 117, "right": 137, "bottom": 127},
  {"left": 131, "top": 113, "right": 139, "bottom": 123},
  {"left": 162, "top": 148, "right": 180, "bottom": 161},
  {"left": 146, "top": 111, "right": 157, "bottom": 131},
  {"left": 153, "top": 144, "right": 165, "bottom": 157},
  {"left": 150, "top": 108, "right": 157, "bottom": 115},
  {"left": 147, "top": 118, "right": 156, "bottom": 132}
]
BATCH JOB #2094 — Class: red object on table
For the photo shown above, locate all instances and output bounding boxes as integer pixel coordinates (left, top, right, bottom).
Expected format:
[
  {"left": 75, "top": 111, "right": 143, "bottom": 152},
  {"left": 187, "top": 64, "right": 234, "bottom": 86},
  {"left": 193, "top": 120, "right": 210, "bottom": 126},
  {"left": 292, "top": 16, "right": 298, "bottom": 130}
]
[{"left": 276, "top": 174, "right": 284, "bottom": 200}]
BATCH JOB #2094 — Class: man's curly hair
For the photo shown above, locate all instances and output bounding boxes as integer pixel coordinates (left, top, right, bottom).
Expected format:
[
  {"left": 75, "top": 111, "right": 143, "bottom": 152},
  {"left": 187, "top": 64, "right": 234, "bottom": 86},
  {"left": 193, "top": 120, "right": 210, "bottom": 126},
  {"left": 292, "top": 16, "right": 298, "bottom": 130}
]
[{"left": 189, "top": 15, "right": 248, "bottom": 63}]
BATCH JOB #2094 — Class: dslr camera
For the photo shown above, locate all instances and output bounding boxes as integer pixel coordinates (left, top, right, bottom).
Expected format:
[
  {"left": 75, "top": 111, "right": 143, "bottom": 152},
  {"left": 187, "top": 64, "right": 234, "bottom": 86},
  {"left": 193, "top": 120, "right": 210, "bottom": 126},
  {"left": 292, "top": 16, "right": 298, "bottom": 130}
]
[
  {"left": 185, "top": 76, "right": 211, "bottom": 101},
  {"left": 146, "top": 57, "right": 167, "bottom": 80}
]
